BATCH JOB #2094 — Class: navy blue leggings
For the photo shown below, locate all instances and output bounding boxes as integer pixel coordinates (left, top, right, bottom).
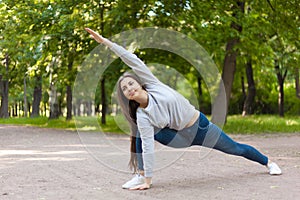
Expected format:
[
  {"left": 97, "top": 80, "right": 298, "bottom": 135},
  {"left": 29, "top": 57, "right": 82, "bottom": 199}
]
[{"left": 136, "top": 112, "right": 268, "bottom": 170}]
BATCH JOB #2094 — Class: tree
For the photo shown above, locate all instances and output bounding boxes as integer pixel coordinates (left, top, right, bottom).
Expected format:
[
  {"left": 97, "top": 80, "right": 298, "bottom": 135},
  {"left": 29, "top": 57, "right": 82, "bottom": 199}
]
[
  {"left": 0, "top": 54, "right": 9, "bottom": 118},
  {"left": 242, "top": 58, "right": 256, "bottom": 116},
  {"left": 1, "top": 0, "right": 299, "bottom": 121},
  {"left": 266, "top": 0, "right": 299, "bottom": 116},
  {"left": 296, "top": 67, "right": 300, "bottom": 99},
  {"left": 210, "top": 1, "right": 244, "bottom": 123}
]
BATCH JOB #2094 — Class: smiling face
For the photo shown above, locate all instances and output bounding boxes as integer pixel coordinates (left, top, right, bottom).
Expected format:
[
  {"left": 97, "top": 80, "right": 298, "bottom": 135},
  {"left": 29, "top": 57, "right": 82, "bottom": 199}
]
[{"left": 120, "top": 77, "right": 142, "bottom": 100}]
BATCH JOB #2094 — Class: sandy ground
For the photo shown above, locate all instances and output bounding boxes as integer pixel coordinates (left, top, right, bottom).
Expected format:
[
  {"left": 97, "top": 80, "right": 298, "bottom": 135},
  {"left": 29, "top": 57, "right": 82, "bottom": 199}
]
[{"left": 0, "top": 124, "right": 299, "bottom": 200}]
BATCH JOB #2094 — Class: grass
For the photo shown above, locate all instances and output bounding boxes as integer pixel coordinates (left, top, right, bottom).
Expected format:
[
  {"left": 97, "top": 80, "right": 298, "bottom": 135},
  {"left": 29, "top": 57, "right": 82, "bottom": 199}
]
[
  {"left": 0, "top": 116, "right": 124, "bottom": 133},
  {"left": 223, "top": 115, "right": 300, "bottom": 134},
  {"left": 0, "top": 115, "right": 299, "bottom": 134},
  {"left": 0, "top": 116, "right": 76, "bottom": 129}
]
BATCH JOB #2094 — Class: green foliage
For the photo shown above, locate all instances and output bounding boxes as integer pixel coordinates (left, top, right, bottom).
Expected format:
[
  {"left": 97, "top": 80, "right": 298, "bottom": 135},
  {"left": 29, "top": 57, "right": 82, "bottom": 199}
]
[
  {"left": 0, "top": 0, "right": 299, "bottom": 119},
  {"left": 284, "top": 84, "right": 300, "bottom": 115}
]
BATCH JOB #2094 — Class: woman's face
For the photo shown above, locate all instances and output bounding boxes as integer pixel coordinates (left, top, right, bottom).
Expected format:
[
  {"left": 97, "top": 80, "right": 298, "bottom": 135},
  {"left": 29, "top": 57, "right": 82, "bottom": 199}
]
[{"left": 120, "top": 77, "right": 142, "bottom": 100}]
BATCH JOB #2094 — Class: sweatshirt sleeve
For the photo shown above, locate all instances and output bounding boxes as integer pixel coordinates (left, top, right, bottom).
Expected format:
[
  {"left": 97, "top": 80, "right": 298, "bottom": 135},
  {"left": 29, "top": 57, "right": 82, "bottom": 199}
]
[
  {"left": 136, "top": 110, "right": 155, "bottom": 177},
  {"left": 109, "top": 43, "right": 159, "bottom": 85}
]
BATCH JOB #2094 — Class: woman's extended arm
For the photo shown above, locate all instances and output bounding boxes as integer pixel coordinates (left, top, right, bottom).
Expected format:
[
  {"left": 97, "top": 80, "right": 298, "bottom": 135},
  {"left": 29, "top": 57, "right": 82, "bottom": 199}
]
[{"left": 85, "top": 28, "right": 159, "bottom": 85}]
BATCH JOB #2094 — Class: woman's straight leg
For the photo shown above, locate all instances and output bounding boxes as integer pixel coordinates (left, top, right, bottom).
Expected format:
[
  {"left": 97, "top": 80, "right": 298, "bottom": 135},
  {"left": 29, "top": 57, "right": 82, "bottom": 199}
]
[{"left": 193, "top": 113, "right": 268, "bottom": 166}]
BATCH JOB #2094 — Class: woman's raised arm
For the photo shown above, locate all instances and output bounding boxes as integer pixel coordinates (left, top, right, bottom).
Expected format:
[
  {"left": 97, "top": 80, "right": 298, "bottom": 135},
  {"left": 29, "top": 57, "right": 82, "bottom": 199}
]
[{"left": 85, "top": 28, "right": 160, "bottom": 85}]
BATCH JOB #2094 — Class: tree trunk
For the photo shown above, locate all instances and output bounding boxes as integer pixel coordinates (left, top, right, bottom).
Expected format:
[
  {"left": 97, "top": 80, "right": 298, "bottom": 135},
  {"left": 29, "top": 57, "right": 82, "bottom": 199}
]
[
  {"left": 275, "top": 63, "right": 287, "bottom": 117},
  {"left": 13, "top": 103, "right": 17, "bottom": 116},
  {"left": 197, "top": 76, "right": 203, "bottom": 111},
  {"left": 99, "top": 2, "right": 106, "bottom": 123},
  {"left": 222, "top": 38, "right": 239, "bottom": 105},
  {"left": 28, "top": 102, "right": 31, "bottom": 115},
  {"left": 44, "top": 103, "right": 47, "bottom": 117},
  {"left": 31, "top": 75, "right": 42, "bottom": 117},
  {"left": 23, "top": 76, "right": 28, "bottom": 117},
  {"left": 211, "top": 1, "right": 244, "bottom": 124},
  {"left": 211, "top": 38, "right": 239, "bottom": 124},
  {"left": 66, "top": 85, "right": 72, "bottom": 120},
  {"left": 295, "top": 67, "right": 300, "bottom": 99},
  {"left": 72, "top": 104, "right": 77, "bottom": 116},
  {"left": 66, "top": 56, "right": 74, "bottom": 120},
  {"left": 0, "top": 54, "right": 9, "bottom": 118},
  {"left": 95, "top": 104, "right": 100, "bottom": 115},
  {"left": 58, "top": 94, "right": 63, "bottom": 116},
  {"left": 49, "top": 83, "right": 59, "bottom": 119},
  {"left": 77, "top": 100, "right": 81, "bottom": 116},
  {"left": 19, "top": 101, "right": 22, "bottom": 117},
  {"left": 242, "top": 59, "right": 256, "bottom": 116},
  {"left": 241, "top": 75, "right": 246, "bottom": 100},
  {"left": 87, "top": 101, "right": 93, "bottom": 116},
  {"left": 101, "top": 77, "right": 106, "bottom": 124}
]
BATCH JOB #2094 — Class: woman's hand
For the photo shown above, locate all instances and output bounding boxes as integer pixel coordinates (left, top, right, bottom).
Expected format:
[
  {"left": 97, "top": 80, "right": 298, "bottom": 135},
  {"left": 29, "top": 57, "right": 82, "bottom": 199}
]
[
  {"left": 129, "top": 183, "right": 151, "bottom": 190},
  {"left": 85, "top": 28, "right": 111, "bottom": 46}
]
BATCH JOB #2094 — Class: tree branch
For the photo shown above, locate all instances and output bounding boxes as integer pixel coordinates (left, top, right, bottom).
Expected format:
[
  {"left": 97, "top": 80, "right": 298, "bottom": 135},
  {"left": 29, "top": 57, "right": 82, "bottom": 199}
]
[{"left": 266, "top": 0, "right": 275, "bottom": 12}]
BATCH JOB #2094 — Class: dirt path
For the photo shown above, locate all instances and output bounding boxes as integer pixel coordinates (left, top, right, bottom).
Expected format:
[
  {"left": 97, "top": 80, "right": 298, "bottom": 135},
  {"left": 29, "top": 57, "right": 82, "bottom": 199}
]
[{"left": 0, "top": 125, "right": 299, "bottom": 200}]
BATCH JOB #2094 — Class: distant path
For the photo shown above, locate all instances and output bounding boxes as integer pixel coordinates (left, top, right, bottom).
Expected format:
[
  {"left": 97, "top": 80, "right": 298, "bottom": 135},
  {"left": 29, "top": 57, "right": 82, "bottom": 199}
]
[{"left": 0, "top": 125, "right": 299, "bottom": 200}]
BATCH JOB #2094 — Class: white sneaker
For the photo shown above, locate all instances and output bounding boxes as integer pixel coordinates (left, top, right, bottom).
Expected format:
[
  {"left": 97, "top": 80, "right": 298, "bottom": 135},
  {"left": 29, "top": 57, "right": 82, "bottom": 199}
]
[
  {"left": 122, "top": 174, "right": 145, "bottom": 189},
  {"left": 268, "top": 162, "right": 282, "bottom": 175}
]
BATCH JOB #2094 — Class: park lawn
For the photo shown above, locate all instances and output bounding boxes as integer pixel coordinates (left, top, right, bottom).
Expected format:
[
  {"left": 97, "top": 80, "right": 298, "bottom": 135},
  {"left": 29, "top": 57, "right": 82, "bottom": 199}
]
[
  {"left": 0, "top": 115, "right": 299, "bottom": 134},
  {"left": 222, "top": 115, "right": 300, "bottom": 134},
  {"left": 0, "top": 116, "right": 124, "bottom": 133}
]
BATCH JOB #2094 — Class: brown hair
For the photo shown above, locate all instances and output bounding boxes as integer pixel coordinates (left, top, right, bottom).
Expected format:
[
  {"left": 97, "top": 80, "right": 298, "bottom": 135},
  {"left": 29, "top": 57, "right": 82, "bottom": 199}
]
[{"left": 116, "top": 72, "right": 146, "bottom": 172}]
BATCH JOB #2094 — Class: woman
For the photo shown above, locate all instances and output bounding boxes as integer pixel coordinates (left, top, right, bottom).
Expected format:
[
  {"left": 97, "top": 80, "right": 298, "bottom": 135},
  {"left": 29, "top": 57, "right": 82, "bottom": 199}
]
[{"left": 85, "top": 28, "right": 282, "bottom": 190}]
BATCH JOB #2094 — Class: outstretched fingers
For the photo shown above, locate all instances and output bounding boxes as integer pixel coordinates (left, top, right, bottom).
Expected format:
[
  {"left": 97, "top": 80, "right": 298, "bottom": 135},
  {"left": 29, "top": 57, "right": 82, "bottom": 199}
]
[{"left": 84, "top": 28, "right": 106, "bottom": 44}]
